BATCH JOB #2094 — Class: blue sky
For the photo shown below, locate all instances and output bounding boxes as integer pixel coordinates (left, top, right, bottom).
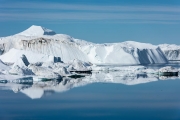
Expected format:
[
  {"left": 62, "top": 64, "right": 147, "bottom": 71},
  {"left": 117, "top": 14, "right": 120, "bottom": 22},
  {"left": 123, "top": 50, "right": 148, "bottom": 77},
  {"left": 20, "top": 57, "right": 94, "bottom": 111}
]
[{"left": 0, "top": 0, "right": 180, "bottom": 44}]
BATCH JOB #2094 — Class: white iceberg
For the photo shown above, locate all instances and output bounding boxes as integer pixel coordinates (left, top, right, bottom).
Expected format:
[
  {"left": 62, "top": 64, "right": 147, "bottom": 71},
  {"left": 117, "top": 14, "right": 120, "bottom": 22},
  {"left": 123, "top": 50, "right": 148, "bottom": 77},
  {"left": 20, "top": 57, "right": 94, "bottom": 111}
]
[
  {"left": 0, "top": 25, "right": 168, "bottom": 65},
  {"left": 159, "top": 44, "right": 180, "bottom": 60}
]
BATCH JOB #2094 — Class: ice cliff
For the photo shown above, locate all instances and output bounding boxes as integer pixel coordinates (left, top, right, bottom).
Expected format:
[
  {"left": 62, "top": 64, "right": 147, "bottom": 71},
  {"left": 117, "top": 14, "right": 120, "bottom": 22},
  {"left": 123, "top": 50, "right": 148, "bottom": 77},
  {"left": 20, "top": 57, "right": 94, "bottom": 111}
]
[
  {"left": 159, "top": 44, "right": 180, "bottom": 60},
  {"left": 0, "top": 25, "right": 168, "bottom": 65},
  {"left": 78, "top": 41, "right": 168, "bottom": 64}
]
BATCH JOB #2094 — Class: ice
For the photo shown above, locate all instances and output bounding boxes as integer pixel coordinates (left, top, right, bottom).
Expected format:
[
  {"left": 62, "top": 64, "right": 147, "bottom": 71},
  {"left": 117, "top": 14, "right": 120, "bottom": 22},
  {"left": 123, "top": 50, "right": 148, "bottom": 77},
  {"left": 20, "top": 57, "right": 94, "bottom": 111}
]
[
  {"left": 0, "top": 48, "right": 56, "bottom": 64},
  {"left": 28, "top": 64, "right": 61, "bottom": 80},
  {"left": 159, "top": 44, "right": 180, "bottom": 60},
  {"left": 78, "top": 41, "right": 168, "bottom": 64},
  {"left": 1, "top": 68, "right": 177, "bottom": 99},
  {"left": 0, "top": 59, "right": 10, "bottom": 74},
  {"left": 159, "top": 66, "right": 178, "bottom": 72},
  {"left": 0, "top": 25, "right": 176, "bottom": 79},
  {"left": 20, "top": 87, "right": 44, "bottom": 99},
  {"left": 41, "top": 62, "right": 71, "bottom": 76},
  {"left": 8, "top": 54, "right": 33, "bottom": 75},
  {"left": 12, "top": 54, "right": 29, "bottom": 68},
  {"left": 9, "top": 65, "right": 34, "bottom": 75},
  {"left": 17, "top": 25, "right": 56, "bottom": 36},
  {"left": 0, "top": 25, "right": 168, "bottom": 64},
  {"left": 1, "top": 63, "right": 179, "bottom": 99},
  {"left": 67, "top": 59, "right": 92, "bottom": 71}
]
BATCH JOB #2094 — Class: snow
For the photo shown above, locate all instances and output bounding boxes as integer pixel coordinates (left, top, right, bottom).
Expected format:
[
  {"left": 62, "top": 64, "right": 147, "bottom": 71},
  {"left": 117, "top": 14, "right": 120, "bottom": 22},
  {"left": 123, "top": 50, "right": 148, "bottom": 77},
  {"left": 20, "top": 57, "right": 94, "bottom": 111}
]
[
  {"left": 12, "top": 54, "right": 29, "bottom": 68},
  {"left": 159, "top": 44, "right": 180, "bottom": 51},
  {"left": 17, "top": 25, "right": 56, "bottom": 36},
  {"left": 159, "top": 66, "right": 178, "bottom": 72},
  {"left": 28, "top": 64, "right": 61, "bottom": 80},
  {"left": 41, "top": 62, "right": 71, "bottom": 76},
  {"left": 122, "top": 41, "right": 157, "bottom": 49},
  {"left": 0, "top": 25, "right": 180, "bottom": 99},
  {"left": 0, "top": 48, "right": 57, "bottom": 63},
  {"left": 0, "top": 25, "right": 174, "bottom": 79},
  {"left": 67, "top": 59, "right": 92, "bottom": 71},
  {"left": 9, "top": 65, "right": 34, "bottom": 75},
  {"left": 0, "top": 25, "right": 168, "bottom": 65},
  {"left": 79, "top": 41, "right": 168, "bottom": 64},
  {"left": 0, "top": 60, "right": 10, "bottom": 71},
  {"left": 159, "top": 44, "right": 180, "bottom": 60}
]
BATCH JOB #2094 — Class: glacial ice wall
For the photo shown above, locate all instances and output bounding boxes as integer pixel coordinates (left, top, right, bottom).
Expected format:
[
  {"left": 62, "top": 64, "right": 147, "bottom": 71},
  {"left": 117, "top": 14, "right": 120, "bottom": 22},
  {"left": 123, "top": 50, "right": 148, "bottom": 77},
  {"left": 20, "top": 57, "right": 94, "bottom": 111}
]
[
  {"left": 79, "top": 41, "right": 168, "bottom": 64},
  {"left": 0, "top": 25, "right": 169, "bottom": 64},
  {"left": 159, "top": 44, "right": 180, "bottom": 60},
  {"left": 19, "top": 37, "right": 89, "bottom": 62}
]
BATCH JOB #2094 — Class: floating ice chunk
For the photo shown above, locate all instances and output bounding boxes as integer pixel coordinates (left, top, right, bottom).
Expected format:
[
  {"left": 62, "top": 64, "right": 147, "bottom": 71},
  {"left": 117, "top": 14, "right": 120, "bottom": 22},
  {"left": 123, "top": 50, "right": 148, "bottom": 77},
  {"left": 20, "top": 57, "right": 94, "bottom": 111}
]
[
  {"left": 67, "top": 59, "right": 92, "bottom": 71},
  {"left": 159, "top": 66, "right": 178, "bottom": 72},
  {"left": 9, "top": 65, "right": 34, "bottom": 75},
  {"left": 0, "top": 59, "right": 10, "bottom": 74},
  {"left": 41, "top": 62, "right": 70, "bottom": 76},
  {"left": 12, "top": 54, "right": 29, "bottom": 68},
  {"left": 53, "top": 67, "right": 70, "bottom": 76},
  {"left": 144, "top": 68, "right": 158, "bottom": 74},
  {"left": 28, "top": 64, "right": 61, "bottom": 79},
  {"left": 9, "top": 54, "right": 33, "bottom": 75}
]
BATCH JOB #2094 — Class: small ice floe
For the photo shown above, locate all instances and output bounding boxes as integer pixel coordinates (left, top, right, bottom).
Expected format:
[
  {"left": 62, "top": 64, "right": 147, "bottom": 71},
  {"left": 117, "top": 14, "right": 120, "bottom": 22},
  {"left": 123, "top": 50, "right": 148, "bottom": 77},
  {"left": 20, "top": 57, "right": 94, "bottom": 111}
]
[
  {"left": 9, "top": 54, "right": 34, "bottom": 75},
  {"left": 158, "top": 66, "right": 178, "bottom": 76},
  {"left": 67, "top": 59, "right": 92, "bottom": 73},
  {"left": 28, "top": 64, "right": 62, "bottom": 80},
  {"left": 144, "top": 68, "right": 158, "bottom": 74}
]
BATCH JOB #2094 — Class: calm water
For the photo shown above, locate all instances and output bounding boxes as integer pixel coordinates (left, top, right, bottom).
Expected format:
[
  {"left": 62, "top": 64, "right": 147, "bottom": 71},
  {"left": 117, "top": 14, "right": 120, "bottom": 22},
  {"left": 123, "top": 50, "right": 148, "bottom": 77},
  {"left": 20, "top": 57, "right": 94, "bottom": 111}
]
[{"left": 1, "top": 65, "right": 180, "bottom": 120}]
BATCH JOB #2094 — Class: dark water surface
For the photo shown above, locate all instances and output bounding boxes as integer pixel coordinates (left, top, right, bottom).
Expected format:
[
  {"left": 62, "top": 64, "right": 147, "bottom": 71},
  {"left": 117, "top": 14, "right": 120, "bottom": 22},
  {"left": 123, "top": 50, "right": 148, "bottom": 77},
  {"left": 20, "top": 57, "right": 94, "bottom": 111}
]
[{"left": 1, "top": 78, "right": 180, "bottom": 120}]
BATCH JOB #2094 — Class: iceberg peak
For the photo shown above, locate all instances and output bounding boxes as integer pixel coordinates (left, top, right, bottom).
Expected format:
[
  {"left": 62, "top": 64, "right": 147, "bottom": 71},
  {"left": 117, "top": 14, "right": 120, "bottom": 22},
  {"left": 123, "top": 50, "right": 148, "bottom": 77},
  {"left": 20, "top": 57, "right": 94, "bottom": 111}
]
[{"left": 17, "top": 25, "right": 56, "bottom": 36}]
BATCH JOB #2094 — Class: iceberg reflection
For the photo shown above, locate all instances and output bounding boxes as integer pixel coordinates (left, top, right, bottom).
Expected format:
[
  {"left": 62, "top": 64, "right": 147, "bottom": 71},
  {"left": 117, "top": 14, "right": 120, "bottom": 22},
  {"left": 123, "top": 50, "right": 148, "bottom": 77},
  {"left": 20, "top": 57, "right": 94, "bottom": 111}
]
[{"left": 0, "top": 70, "right": 179, "bottom": 99}]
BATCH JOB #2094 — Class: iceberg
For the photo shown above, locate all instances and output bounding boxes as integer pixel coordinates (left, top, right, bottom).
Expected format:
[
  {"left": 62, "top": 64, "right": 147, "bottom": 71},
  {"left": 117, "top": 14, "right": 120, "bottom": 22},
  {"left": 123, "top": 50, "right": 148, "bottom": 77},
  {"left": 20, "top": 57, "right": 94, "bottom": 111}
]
[
  {"left": 159, "top": 44, "right": 180, "bottom": 60},
  {"left": 0, "top": 25, "right": 168, "bottom": 65}
]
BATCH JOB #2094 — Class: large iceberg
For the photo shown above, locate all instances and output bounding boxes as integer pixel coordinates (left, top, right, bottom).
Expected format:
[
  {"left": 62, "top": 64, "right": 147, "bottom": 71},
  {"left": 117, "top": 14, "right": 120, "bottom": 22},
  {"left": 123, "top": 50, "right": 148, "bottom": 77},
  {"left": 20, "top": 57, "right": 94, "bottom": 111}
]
[{"left": 0, "top": 25, "right": 168, "bottom": 65}]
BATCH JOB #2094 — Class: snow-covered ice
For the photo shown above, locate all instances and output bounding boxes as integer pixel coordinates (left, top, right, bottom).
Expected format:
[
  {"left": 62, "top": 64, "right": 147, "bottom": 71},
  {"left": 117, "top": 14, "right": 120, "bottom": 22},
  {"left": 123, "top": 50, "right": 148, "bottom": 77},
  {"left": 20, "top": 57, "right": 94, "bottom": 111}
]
[
  {"left": 0, "top": 25, "right": 168, "bottom": 65},
  {"left": 17, "top": 25, "right": 56, "bottom": 36},
  {"left": 159, "top": 44, "right": 180, "bottom": 60},
  {"left": 0, "top": 25, "right": 179, "bottom": 80},
  {"left": 159, "top": 66, "right": 178, "bottom": 73}
]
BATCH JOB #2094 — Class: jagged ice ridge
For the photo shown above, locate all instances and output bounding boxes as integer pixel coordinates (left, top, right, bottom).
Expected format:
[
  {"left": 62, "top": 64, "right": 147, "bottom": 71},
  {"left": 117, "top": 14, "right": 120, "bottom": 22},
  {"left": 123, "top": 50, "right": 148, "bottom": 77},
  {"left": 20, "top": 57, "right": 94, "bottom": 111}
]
[{"left": 0, "top": 25, "right": 169, "bottom": 65}]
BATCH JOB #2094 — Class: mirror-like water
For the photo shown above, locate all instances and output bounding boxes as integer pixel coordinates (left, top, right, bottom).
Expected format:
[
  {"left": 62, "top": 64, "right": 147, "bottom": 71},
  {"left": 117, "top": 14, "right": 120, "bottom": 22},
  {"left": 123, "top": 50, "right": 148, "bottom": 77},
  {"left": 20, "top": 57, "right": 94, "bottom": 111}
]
[{"left": 0, "top": 64, "right": 180, "bottom": 120}]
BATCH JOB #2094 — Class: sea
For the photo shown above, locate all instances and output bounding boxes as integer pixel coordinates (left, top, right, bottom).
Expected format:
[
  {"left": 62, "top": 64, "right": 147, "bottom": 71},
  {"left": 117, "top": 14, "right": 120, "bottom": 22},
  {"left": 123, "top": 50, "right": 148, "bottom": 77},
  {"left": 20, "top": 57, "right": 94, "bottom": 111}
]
[{"left": 1, "top": 63, "right": 180, "bottom": 120}]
